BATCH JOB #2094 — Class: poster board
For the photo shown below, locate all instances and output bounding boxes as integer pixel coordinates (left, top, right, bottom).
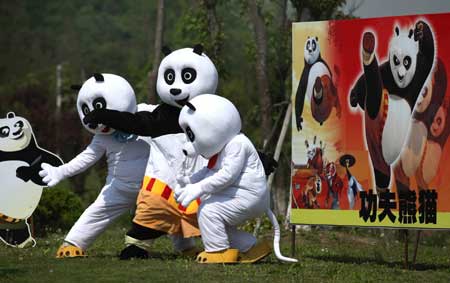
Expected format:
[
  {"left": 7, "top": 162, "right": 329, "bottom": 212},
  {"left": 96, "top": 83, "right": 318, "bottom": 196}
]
[{"left": 291, "top": 12, "right": 450, "bottom": 229}]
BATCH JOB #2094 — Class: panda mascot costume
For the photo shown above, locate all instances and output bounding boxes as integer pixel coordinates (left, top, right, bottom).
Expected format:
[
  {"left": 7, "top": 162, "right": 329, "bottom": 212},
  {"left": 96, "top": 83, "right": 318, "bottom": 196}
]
[
  {"left": 349, "top": 20, "right": 435, "bottom": 193},
  {"left": 38, "top": 73, "right": 154, "bottom": 258},
  {"left": 175, "top": 94, "right": 297, "bottom": 263},
  {"left": 84, "top": 45, "right": 218, "bottom": 259}
]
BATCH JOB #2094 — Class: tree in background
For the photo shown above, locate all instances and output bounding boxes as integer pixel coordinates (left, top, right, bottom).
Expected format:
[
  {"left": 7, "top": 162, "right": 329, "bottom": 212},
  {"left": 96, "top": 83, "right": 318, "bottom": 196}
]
[{"left": 147, "top": 0, "right": 165, "bottom": 104}]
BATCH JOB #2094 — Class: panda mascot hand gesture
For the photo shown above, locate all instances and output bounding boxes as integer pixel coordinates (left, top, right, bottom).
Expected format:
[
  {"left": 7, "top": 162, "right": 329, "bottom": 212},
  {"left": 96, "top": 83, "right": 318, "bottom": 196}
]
[
  {"left": 38, "top": 73, "right": 153, "bottom": 258},
  {"left": 175, "top": 94, "right": 297, "bottom": 264},
  {"left": 349, "top": 20, "right": 435, "bottom": 193}
]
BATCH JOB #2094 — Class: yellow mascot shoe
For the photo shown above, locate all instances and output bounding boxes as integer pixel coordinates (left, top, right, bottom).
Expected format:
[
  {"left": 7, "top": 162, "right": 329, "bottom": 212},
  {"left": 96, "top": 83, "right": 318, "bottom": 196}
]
[
  {"left": 239, "top": 240, "right": 272, "bottom": 263},
  {"left": 196, "top": 248, "right": 239, "bottom": 264},
  {"left": 55, "top": 244, "right": 87, "bottom": 258}
]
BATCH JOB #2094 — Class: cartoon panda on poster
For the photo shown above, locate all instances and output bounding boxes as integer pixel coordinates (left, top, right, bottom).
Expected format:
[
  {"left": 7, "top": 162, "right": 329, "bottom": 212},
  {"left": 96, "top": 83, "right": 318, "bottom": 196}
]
[
  {"left": 0, "top": 112, "right": 63, "bottom": 247},
  {"left": 175, "top": 94, "right": 297, "bottom": 263},
  {"left": 38, "top": 73, "right": 155, "bottom": 258},
  {"left": 295, "top": 36, "right": 341, "bottom": 130},
  {"left": 349, "top": 20, "right": 435, "bottom": 193}
]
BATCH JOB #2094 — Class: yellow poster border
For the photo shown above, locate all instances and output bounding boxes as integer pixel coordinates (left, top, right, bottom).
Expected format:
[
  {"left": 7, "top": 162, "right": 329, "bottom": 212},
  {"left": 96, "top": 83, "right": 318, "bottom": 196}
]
[{"left": 290, "top": 209, "right": 450, "bottom": 229}]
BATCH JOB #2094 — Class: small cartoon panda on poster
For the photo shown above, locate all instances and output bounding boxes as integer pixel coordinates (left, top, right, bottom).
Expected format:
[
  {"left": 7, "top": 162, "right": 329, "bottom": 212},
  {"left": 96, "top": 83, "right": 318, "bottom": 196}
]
[{"left": 0, "top": 112, "right": 63, "bottom": 247}]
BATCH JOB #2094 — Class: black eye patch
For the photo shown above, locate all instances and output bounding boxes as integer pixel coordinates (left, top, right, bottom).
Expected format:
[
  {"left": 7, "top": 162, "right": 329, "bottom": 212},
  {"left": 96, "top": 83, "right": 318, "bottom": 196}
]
[
  {"left": 403, "top": 56, "right": 411, "bottom": 70},
  {"left": 82, "top": 103, "right": 90, "bottom": 116},
  {"left": 14, "top": 120, "right": 24, "bottom": 128},
  {"left": 393, "top": 55, "right": 400, "bottom": 66},
  {"left": 0, "top": 126, "right": 9, "bottom": 138},
  {"left": 164, "top": 69, "right": 175, "bottom": 85},
  {"left": 186, "top": 126, "right": 195, "bottom": 142},
  {"left": 93, "top": 97, "right": 107, "bottom": 110},
  {"left": 312, "top": 41, "right": 316, "bottom": 51},
  {"left": 181, "top": 68, "right": 197, "bottom": 84}
]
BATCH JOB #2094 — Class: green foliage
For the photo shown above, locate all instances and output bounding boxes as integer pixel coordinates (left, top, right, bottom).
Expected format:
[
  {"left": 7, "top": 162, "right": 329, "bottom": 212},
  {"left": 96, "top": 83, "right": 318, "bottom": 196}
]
[{"left": 33, "top": 181, "right": 84, "bottom": 236}]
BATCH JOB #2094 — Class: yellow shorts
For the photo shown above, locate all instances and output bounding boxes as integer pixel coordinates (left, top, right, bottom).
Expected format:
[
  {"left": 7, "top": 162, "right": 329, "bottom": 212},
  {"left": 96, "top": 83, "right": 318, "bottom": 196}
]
[{"left": 133, "top": 177, "right": 200, "bottom": 237}]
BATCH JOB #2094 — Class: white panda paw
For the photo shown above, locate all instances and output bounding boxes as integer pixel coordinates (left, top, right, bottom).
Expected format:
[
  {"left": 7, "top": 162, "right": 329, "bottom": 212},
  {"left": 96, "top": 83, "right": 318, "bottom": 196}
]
[
  {"left": 176, "top": 173, "right": 191, "bottom": 187},
  {"left": 175, "top": 184, "right": 203, "bottom": 208},
  {"left": 38, "top": 163, "right": 64, "bottom": 187}
]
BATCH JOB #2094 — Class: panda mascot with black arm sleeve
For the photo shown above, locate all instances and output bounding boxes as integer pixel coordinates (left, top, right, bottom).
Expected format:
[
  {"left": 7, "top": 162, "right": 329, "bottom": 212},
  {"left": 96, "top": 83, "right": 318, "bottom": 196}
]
[
  {"left": 175, "top": 94, "right": 297, "bottom": 264},
  {"left": 38, "top": 73, "right": 155, "bottom": 258}
]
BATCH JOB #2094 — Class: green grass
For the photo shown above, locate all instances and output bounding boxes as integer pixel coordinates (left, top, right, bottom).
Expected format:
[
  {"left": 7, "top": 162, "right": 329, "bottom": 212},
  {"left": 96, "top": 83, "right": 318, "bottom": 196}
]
[{"left": 1, "top": 220, "right": 450, "bottom": 283}]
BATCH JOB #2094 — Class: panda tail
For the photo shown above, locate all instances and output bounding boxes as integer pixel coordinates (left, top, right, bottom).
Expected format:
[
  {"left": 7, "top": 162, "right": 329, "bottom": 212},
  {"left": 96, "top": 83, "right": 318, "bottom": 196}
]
[{"left": 266, "top": 208, "right": 298, "bottom": 263}]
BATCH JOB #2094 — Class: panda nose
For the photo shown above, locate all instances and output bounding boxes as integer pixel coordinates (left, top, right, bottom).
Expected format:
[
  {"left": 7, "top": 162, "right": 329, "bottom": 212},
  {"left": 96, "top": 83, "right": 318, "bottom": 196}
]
[{"left": 170, "top": 88, "right": 182, "bottom": 96}]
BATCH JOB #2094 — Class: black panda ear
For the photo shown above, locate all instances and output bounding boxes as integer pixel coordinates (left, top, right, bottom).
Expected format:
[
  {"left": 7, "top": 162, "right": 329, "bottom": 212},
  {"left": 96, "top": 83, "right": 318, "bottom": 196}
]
[
  {"left": 408, "top": 29, "right": 413, "bottom": 38},
  {"left": 193, "top": 44, "right": 203, "bottom": 56},
  {"left": 315, "top": 36, "right": 318, "bottom": 41},
  {"left": 307, "top": 36, "right": 310, "bottom": 39},
  {"left": 71, "top": 84, "right": 82, "bottom": 91},
  {"left": 93, "top": 73, "right": 104, "bottom": 82},
  {"left": 162, "top": 45, "right": 172, "bottom": 56},
  {"left": 6, "top": 112, "right": 15, "bottom": 119},
  {"left": 186, "top": 102, "right": 196, "bottom": 112},
  {"left": 395, "top": 26, "right": 399, "bottom": 36}
]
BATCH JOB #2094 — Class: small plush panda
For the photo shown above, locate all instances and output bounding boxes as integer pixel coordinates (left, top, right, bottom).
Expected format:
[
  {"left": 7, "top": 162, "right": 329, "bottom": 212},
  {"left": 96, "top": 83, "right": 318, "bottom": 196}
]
[
  {"left": 175, "top": 94, "right": 297, "bottom": 264},
  {"left": 395, "top": 58, "right": 449, "bottom": 192},
  {"left": 0, "top": 112, "right": 63, "bottom": 247},
  {"left": 38, "top": 73, "right": 153, "bottom": 258},
  {"left": 295, "top": 36, "right": 340, "bottom": 130},
  {"left": 350, "top": 20, "right": 435, "bottom": 192}
]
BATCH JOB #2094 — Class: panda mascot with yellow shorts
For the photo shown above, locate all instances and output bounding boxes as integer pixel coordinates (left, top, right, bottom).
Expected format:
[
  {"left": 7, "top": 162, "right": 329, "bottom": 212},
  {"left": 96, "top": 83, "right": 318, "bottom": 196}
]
[{"left": 175, "top": 94, "right": 297, "bottom": 263}]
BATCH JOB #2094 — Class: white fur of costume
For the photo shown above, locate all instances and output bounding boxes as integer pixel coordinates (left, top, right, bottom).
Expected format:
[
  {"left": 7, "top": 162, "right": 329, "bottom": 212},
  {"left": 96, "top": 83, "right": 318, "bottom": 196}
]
[
  {"left": 38, "top": 74, "right": 153, "bottom": 250},
  {"left": 176, "top": 94, "right": 297, "bottom": 262}
]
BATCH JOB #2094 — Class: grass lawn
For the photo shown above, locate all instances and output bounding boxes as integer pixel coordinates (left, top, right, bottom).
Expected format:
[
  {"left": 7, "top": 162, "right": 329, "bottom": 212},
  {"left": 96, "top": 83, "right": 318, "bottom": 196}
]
[{"left": 1, "top": 218, "right": 450, "bottom": 283}]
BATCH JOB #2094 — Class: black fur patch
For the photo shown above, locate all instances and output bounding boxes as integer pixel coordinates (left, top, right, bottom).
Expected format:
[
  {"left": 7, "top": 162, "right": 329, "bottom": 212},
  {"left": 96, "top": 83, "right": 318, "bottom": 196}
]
[
  {"left": 193, "top": 44, "right": 203, "bottom": 55},
  {"left": 162, "top": 46, "right": 172, "bottom": 56},
  {"left": 93, "top": 73, "right": 104, "bottom": 82}
]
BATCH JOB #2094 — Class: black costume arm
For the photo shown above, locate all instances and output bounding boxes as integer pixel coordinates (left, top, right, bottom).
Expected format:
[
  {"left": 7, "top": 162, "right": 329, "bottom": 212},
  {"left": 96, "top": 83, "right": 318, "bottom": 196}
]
[{"left": 83, "top": 104, "right": 182, "bottom": 137}]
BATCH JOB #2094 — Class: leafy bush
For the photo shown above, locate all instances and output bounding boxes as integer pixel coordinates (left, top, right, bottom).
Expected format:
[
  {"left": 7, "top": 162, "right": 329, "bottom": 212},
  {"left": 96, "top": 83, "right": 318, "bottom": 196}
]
[{"left": 33, "top": 180, "right": 84, "bottom": 236}]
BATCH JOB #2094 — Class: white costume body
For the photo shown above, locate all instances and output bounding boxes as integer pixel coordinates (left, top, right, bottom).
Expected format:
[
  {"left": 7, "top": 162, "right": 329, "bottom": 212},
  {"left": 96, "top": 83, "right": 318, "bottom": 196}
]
[
  {"left": 144, "top": 133, "right": 206, "bottom": 189},
  {"left": 61, "top": 104, "right": 153, "bottom": 250},
  {"left": 188, "top": 134, "right": 269, "bottom": 252}
]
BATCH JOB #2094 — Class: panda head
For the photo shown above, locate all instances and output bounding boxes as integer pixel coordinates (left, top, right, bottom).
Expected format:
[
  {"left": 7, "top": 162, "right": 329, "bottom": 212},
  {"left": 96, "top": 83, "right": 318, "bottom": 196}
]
[
  {"left": 0, "top": 112, "right": 33, "bottom": 152},
  {"left": 156, "top": 45, "right": 218, "bottom": 108},
  {"left": 389, "top": 26, "right": 419, "bottom": 89},
  {"left": 304, "top": 36, "right": 320, "bottom": 65},
  {"left": 178, "top": 94, "right": 241, "bottom": 159},
  {"left": 76, "top": 73, "right": 137, "bottom": 135}
]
